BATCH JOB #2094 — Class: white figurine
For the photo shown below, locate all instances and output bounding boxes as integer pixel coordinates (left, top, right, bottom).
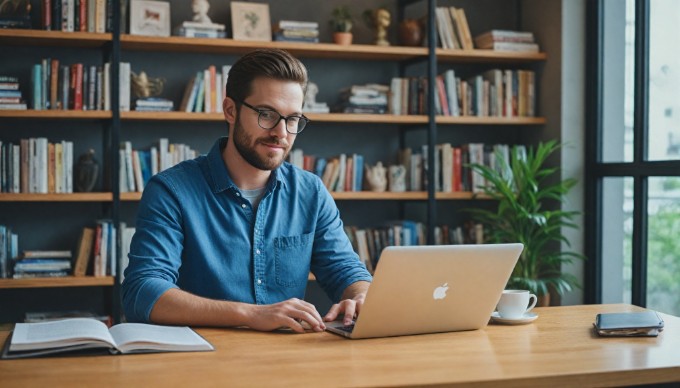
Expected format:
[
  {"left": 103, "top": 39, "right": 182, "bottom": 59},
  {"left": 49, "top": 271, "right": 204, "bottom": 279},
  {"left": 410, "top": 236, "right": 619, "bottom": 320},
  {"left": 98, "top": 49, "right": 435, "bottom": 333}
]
[
  {"left": 365, "top": 162, "right": 387, "bottom": 192},
  {"left": 388, "top": 165, "right": 406, "bottom": 192},
  {"left": 305, "top": 82, "right": 319, "bottom": 107},
  {"left": 192, "top": 0, "right": 212, "bottom": 24}
]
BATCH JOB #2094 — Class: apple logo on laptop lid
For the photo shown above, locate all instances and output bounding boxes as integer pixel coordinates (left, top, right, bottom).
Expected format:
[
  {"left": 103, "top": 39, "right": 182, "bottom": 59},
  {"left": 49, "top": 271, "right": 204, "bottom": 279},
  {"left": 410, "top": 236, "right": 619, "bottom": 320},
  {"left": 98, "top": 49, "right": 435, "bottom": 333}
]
[{"left": 433, "top": 283, "right": 449, "bottom": 300}]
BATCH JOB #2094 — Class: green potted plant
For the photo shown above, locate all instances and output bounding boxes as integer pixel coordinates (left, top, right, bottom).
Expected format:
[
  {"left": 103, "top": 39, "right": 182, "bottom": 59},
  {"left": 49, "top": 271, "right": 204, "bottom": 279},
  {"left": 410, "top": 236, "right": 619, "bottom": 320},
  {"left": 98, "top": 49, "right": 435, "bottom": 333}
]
[
  {"left": 330, "top": 6, "right": 353, "bottom": 45},
  {"left": 466, "top": 140, "right": 584, "bottom": 305}
]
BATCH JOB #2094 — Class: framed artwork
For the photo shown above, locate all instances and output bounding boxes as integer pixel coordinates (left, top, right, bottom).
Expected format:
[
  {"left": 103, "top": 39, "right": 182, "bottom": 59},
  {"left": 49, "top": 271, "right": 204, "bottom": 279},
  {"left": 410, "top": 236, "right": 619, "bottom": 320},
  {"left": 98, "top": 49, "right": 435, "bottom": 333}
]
[
  {"left": 130, "top": 0, "right": 171, "bottom": 37},
  {"left": 230, "top": 2, "right": 271, "bottom": 42}
]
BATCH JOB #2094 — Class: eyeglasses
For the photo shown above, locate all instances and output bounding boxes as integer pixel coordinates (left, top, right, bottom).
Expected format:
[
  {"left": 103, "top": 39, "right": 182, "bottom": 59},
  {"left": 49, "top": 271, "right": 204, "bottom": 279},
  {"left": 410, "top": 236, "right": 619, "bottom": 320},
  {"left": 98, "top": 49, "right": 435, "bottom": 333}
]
[{"left": 239, "top": 100, "right": 309, "bottom": 134}]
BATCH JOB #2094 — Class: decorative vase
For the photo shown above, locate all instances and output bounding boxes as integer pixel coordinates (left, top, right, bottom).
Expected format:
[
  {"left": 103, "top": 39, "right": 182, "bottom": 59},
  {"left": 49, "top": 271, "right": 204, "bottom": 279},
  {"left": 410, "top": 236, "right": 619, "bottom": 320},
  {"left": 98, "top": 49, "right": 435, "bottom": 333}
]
[
  {"left": 333, "top": 32, "right": 353, "bottom": 45},
  {"left": 75, "top": 149, "right": 99, "bottom": 192},
  {"left": 398, "top": 19, "right": 423, "bottom": 47}
]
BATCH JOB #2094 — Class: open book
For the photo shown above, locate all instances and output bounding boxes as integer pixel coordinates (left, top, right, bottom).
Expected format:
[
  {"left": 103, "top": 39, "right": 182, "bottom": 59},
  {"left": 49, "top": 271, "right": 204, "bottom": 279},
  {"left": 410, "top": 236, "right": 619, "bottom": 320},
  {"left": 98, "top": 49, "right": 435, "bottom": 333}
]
[{"left": 2, "top": 318, "right": 214, "bottom": 359}]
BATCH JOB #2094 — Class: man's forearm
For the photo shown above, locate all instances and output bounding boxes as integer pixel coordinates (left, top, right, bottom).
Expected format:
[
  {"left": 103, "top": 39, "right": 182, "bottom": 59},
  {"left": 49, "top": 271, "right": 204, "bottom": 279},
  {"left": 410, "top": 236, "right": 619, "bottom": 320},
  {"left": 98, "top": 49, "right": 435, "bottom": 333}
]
[
  {"left": 341, "top": 280, "right": 371, "bottom": 301},
  {"left": 149, "top": 288, "right": 252, "bottom": 327}
]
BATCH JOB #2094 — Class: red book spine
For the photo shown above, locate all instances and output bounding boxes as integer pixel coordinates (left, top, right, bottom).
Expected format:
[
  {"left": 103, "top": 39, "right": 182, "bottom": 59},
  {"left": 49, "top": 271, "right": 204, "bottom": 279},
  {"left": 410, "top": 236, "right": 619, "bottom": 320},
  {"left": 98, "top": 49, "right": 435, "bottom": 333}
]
[
  {"left": 42, "top": 0, "right": 52, "bottom": 30},
  {"left": 79, "top": 0, "right": 87, "bottom": 31},
  {"left": 452, "top": 147, "right": 462, "bottom": 192},
  {"left": 69, "top": 64, "right": 84, "bottom": 110}
]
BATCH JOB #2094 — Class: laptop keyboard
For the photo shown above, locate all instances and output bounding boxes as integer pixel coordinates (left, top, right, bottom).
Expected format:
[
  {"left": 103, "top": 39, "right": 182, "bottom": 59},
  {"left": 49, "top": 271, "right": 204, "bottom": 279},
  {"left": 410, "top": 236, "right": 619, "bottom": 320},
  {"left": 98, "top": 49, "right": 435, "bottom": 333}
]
[{"left": 336, "top": 324, "right": 355, "bottom": 333}]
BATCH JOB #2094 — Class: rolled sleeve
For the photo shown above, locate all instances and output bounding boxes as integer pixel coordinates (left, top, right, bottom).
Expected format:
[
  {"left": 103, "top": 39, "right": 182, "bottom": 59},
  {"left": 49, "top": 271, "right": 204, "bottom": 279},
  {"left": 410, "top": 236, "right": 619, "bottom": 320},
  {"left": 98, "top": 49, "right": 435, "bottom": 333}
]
[
  {"left": 310, "top": 179, "right": 372, "bottom": 302},
  {"left": 121, "top": 175, "right": 184, "bottom": 322}
]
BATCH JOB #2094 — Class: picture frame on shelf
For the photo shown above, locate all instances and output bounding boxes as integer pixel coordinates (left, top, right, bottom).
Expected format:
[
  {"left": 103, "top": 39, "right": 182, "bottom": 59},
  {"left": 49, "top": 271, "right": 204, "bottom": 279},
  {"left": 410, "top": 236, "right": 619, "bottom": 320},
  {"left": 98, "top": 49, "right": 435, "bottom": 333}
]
[
  {"left": 230, "top": 1, "right": 271, "bottom": 42},
  {"left": 129, "top": 0, "right": 171, "bottom": 37}
]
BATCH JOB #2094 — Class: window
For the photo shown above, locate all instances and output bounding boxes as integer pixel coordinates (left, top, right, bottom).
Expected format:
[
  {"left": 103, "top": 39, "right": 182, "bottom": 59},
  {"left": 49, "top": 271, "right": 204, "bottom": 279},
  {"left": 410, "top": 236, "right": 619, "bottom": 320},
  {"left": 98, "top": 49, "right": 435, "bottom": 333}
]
[{"left": 587, "top": 0, "right": 680, "bottom": 315}]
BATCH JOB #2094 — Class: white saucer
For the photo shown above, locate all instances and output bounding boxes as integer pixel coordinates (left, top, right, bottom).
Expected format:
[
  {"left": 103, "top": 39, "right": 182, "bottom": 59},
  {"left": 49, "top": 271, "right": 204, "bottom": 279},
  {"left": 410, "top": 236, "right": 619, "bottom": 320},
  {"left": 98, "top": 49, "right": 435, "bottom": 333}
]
[{"left": 490, "top": 312, "right": 538, "bottom": 325}]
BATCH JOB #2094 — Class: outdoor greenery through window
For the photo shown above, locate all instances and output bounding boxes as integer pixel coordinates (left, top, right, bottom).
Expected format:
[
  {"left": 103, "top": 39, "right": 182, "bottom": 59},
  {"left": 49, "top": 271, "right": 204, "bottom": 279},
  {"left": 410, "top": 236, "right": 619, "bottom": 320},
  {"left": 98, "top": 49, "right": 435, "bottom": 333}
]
[{"left": 595, "top": 0, "right": 680, "bottom": 315}]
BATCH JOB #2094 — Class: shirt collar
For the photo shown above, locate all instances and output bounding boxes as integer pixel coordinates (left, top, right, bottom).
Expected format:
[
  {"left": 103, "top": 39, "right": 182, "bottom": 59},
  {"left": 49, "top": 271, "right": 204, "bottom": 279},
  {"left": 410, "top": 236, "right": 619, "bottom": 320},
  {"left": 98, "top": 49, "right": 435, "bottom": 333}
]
[{"left": 207, "top": 137, "right": 285, "bottom": 194}]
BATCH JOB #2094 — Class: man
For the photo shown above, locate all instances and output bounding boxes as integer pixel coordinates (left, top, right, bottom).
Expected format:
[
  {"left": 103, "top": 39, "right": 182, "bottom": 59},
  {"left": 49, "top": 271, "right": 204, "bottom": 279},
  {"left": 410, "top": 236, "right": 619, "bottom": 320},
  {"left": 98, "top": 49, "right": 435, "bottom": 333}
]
[{"left": 122, "top": 49, "right": 372, "bottom": 333}]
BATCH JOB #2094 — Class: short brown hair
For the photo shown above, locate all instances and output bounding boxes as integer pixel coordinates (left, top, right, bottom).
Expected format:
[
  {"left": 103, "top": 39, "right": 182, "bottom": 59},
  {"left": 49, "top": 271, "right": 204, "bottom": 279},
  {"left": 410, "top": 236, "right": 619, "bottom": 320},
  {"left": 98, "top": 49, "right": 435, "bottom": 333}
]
[{"left": 226, "top": 49, "right": 308, "bottom": 103}]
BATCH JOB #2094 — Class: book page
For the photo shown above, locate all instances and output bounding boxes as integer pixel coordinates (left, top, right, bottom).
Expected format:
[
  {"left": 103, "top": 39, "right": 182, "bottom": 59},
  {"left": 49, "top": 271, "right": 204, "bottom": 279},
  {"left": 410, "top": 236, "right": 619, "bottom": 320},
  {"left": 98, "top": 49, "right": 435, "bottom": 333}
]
[
  {"left": 10, "top": 318, "right": 115, "bottom": 352},
  {"left": 110, "top": 323, "right": 213, "bottom": 353}
]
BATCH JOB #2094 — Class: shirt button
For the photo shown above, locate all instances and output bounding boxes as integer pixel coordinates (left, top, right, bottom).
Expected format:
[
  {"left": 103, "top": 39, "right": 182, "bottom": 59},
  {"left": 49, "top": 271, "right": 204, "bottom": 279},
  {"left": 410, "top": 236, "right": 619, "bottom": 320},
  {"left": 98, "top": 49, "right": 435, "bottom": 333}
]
[
  {"left": 236, "top": 192, "right": 241, "bottom": 197},
  {"left": 257, "top": 279, "right": 262, "bottom": 285},
  {"left": 256, "top": 249, "right": 261, "bottom": 255},
  {"left": 241, "top": 204, "right": 246, "bottom": 209}
]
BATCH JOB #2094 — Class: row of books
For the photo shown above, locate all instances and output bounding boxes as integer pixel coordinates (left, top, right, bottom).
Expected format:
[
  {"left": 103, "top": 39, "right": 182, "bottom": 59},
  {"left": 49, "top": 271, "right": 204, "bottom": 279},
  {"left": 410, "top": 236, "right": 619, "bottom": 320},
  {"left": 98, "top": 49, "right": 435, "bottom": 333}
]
[
  {"left": 0, "top": 138, "right": 74, "bottom": 194},
  {"left": 288, "top": 150, "right": 365, "bottom": 193},
  {"left": 474, "top": 30, "right": 539, "bottom": 53},
  {"left": 0, "top": 76, "right": 26, "bottom": 110},
  {"left": 411, "top": 143, "right": 524, "bottom": 194},
  {"left": 273, "top": 20, "right": 319, "bottom": 43},
  {"left": 388, "top": 69, "right": 536, "bottom": 117},
  {"left": 39, "top": 0, "right": 113, "bottom": 33},
  {"left": 178, "top": 65, "right": 231, "bottom": 113},
  {"left": 344, "top": 221, "right": 484, "bottom": 273},
  {"left": 0, "top": 225, "right": 19, "bottom": 279},
  {"left": 435, "top": 6, "right": 474, "bottom": 50},
  {"left": 119, "top": 139, "right": 198, "bottom": 193},
  {"left": 30, "top": 59, "right": 131, "bottom": 111}
]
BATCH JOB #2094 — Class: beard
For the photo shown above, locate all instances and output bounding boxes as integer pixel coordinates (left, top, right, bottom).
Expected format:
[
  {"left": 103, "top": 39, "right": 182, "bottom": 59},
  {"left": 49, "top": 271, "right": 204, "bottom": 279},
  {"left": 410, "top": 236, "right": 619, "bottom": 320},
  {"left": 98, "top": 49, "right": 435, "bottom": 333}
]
[{"left": 232, "top": 115, "right": 291, "bottom": 171}]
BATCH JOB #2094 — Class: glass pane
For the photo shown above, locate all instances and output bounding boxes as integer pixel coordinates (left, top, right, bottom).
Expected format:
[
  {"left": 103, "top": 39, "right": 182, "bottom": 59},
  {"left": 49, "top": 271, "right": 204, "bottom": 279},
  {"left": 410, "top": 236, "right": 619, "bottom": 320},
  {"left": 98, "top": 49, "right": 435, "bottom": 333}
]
[
  {"left": 601, "top": 177, "right": 633, "bottom": 304},
  {"left": 648, "top": 0, "right": 680, "bottom": 161},
  {"left": 601, "top": 0, "right": 635, "bottom": 162},
  {"left": 646, "top": 177, "right": 680, "bottom": 315}
]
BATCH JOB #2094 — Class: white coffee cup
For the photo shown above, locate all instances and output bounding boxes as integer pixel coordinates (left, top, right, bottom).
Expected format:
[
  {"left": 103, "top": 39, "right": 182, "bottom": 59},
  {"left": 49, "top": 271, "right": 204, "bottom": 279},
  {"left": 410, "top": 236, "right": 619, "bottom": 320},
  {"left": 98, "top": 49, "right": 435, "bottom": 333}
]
[{"left": 496, "top": 290, "right": 537, "bottom": 319}]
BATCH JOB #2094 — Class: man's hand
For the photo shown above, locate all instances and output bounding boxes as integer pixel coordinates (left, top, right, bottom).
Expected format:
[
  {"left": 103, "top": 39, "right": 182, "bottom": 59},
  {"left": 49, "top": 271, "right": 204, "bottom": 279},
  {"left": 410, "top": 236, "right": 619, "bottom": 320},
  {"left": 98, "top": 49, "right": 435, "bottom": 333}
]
[
  {"left": 245, "top": 298, "right": 326, "bottom": 333},
  {"left": 323, "top": 281, "right": 370, "bottom": 325}
]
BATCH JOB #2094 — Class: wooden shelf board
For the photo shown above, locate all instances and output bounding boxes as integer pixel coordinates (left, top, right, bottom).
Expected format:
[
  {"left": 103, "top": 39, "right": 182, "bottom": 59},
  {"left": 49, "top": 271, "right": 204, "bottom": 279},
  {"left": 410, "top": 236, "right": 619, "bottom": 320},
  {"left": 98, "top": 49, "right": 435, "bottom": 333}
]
[
  {"left": 0, "top": 193, "right": 113, "bottom": 202},
  {"left": 436, "top": 48, "right": 547, "bottom": 63},
  {"left": 0, "top": 110, "right": 111, "bottom": 119},
  {"left": 121, "top": 35, "right": 427, "bottom": 60},
  {"left": 436, "top": 116, "right": 547, "bottom": 125},
  {"left": 0, "top": 29, "right": 112, "bottom": 48},
  {"left": 120, "top": 192, "right": 142, "bottom": 201},
  {"left": 121, "top": 111, "right": 223, "bottom": 121},
  {"left": 0, "top": 276, "right": 115, "bottom": 289},
  {"left": 121, "top": 111, "right": 545, "bottom": 126}
]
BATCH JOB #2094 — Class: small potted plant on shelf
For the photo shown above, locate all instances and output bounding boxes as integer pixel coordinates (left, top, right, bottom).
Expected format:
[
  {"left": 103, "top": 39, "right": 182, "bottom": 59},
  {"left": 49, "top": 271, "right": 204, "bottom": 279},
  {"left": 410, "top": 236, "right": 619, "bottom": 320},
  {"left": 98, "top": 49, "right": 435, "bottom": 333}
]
[
  {"left": 330, "top": 5, "right": 353, "bottom": 45},
  {"left": 466, "top": 140, "right": 584, "bottom": 305}
]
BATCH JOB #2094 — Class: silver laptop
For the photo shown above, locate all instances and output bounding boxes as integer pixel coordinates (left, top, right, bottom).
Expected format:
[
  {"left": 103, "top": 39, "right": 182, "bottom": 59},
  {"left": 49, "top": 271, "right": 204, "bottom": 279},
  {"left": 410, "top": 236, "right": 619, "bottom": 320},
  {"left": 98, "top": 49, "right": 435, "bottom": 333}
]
[{"left": 326, "top": 243, "right": 523, "bottom": 339}]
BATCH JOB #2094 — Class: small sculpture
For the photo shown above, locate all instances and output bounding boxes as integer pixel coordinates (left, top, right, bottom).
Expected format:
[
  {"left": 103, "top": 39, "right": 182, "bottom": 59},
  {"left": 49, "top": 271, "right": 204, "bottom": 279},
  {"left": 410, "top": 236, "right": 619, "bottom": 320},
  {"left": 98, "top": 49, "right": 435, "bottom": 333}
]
[
  {"left": 130, "top": 71, "right": 165, "bottom": 99},
  {"left": 75, "top": 149, "right": 99, "bottom": 192},
  {"left": 191, "top": 0, "right": 212, "bottom": 24},
  {"left": 364, "top": 8, "right": 391, "bottom": 46},
  {"left": 305, "top": 82, "right": 319, "bottom": 107},
  {"left": 364, "top": 161, "right": 387, "bottom": 192},
  {"left": 388, "top": 165, "right": 406, "bottom": 192},
  {"left": 398, "top": 18, "right": 424, "bottom": 47}
]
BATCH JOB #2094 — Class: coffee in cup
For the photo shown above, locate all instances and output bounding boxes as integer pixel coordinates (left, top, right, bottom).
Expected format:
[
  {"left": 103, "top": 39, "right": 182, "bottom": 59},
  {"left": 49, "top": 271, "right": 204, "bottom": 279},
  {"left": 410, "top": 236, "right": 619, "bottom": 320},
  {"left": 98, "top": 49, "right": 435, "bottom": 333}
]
[{"left": 496, "top": 289, "right": 537, "bottom": 319}]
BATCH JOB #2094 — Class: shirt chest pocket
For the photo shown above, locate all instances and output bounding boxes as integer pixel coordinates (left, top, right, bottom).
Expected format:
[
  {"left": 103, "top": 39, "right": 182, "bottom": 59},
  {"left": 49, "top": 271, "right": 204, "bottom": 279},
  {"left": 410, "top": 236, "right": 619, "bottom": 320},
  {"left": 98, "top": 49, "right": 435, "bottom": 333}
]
[{"left": 274, "top": 232, "right": 313, "bottom": 288}]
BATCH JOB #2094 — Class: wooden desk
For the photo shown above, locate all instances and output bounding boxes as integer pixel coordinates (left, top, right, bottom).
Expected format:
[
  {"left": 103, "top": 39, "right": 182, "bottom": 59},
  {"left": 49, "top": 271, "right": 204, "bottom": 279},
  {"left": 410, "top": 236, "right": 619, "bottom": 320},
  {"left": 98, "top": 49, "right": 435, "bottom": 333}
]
[{"left": 1, "top": 304, "right": 679, "bottom": 387}]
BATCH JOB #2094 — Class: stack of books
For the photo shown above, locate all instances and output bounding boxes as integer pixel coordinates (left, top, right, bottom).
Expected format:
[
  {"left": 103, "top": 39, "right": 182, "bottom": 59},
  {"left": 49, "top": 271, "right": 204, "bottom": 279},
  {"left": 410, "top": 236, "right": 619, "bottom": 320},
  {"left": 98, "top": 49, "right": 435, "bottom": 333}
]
[
  {"left": 0, "top": 224, "right": 19, "bottom": 279},
  {"left": 474, "top": 30, "right": 539, "bottom": 52},
  {"left": 174, "top": 21, "right": 226, "bottom": 38},
  {"left": 273, "top": 20, "right": 319, "bottom": 43},
  {"left": 0, "top": 76, "right": 27, "bottom": 110},
  {"left": 337, "top": 84, "right": 389, "bottom": 114},
  {"left": 12, "top": 250, "right": 72, "bottom": 279},
  {"left": 134, "top": 97, "right": 173, "bottom": 112}
]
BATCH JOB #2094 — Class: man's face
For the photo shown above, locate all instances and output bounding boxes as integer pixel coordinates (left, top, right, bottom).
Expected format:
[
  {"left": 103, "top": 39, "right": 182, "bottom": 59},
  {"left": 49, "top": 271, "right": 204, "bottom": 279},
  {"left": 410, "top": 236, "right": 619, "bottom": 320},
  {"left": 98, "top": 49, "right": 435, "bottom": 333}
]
[{"left": 231, "top": 78, "right": 304, "bottom": 171}]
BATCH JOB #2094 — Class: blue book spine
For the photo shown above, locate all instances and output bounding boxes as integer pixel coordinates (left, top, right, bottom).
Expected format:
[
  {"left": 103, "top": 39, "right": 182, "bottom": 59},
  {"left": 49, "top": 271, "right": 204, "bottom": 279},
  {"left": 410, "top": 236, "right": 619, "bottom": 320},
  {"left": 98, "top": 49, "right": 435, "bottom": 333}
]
[{"left": 32, "top": 64, "right": 43, "bottom": 110}]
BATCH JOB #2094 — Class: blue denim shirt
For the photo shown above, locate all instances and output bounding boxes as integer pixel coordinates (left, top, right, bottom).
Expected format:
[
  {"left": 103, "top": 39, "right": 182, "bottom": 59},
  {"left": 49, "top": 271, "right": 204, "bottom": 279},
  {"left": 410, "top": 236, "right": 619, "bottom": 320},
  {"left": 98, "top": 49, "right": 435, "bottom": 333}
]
[{"left": 122, "top": 137, "right": 372, "bottom": 322}]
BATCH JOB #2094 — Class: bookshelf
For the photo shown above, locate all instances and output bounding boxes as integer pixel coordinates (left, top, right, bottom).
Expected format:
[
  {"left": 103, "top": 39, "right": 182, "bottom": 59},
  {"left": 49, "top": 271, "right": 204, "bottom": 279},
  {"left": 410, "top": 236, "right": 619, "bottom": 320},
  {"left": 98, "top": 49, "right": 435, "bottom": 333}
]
[
  {"left": 0, "top": 0, "right": 547, "bottom": 321},
  {"left": 0, "top": 17, "right": 120, "bottom": 321}
]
